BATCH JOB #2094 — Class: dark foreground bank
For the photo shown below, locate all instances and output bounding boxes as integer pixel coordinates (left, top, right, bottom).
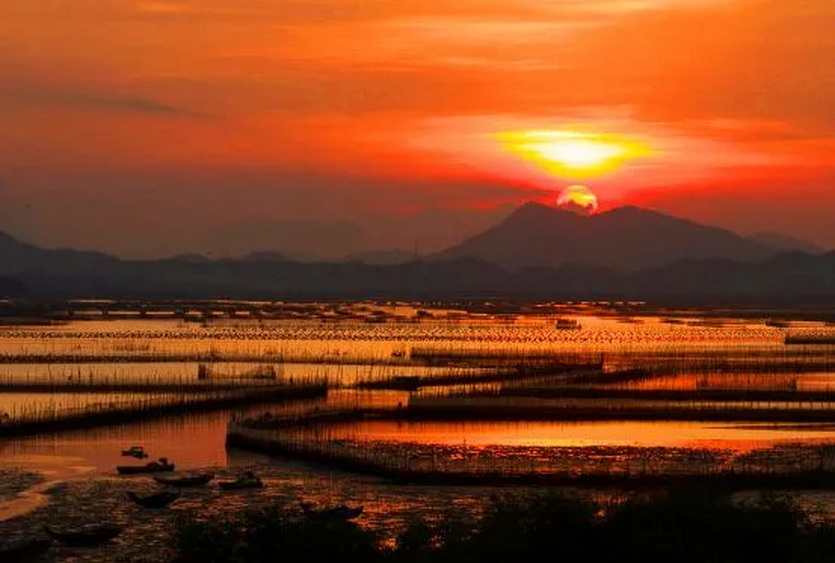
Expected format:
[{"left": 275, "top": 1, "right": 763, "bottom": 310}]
[{"left": 173, "top": 490, "right": 835, "bottom": 563}]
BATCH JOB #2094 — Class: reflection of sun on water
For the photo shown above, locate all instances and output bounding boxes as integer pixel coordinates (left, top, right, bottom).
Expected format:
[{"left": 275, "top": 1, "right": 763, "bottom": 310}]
[{"left": 497, "top": 129, "right": 650, "bottom": 179}]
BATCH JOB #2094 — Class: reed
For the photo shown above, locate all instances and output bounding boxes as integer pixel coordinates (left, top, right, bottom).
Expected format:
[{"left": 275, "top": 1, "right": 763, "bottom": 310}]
[
  {"left": 354, "top": 362, "right": 601, "bottom": 391},
  {"left": 226, "top": 424, "right": 835, "bottom": 488},
  {"left": 0, "top": 383, "right": 327, "bottom": 437}
]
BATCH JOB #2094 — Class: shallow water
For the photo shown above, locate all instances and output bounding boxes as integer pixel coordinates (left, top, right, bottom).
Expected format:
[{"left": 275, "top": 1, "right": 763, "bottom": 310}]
[
  {"left": 2, "top": 312, "right": 835, "bottom": 560},
  {"left": 313, "top": 419, "right": 835, "bottom": 451},
  {"left": 0, "top": 409, "right": 531, "bottom": 561}
]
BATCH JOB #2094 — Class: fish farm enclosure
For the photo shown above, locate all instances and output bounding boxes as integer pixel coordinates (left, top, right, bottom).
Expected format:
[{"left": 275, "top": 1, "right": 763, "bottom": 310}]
[{"left": 6, "top": 301, "right": 835, "bottom": 560}]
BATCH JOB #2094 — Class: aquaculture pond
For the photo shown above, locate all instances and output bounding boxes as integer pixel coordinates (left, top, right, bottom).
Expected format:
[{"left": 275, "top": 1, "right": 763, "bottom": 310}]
[{"left": 4, "top": 303, "right": 835, "bottom": 560}]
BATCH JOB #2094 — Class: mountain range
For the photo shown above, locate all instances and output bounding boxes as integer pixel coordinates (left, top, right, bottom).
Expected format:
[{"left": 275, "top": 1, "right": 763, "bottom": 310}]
[
  {"left": 0, "top": 203, "right": 832, "bottom": 302},
  {"left": 433, "top": 203, "right": 778, "bottom": 271}
]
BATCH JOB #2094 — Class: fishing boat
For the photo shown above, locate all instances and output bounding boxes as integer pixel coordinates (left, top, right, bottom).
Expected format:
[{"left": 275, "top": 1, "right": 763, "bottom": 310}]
[
  {"left": 301, "top": 503, "right": 363, "bottom": 521},
  {"left": 43, "top": 524, "right": 121, "bottom": 547},
  {"left": 121, "top": 446, "right": 149, "bottom": 459},
  {"left": 0, "top": 538, "right": 51, "bottom": 561},
  {"left": 126, "top": 490, "right": 180, "bottom": 508},
  {"left": 554, "top": 318, "right": 581, "bottom": 330},
  {"left": 218, "top": 471, "right": 264, "bottom": 490},
  {"left": 153, "top": 472, "right": 214, "bottom": 487},
  {"left": 117, "top": 458, "right": 175, "bottom": 475}
]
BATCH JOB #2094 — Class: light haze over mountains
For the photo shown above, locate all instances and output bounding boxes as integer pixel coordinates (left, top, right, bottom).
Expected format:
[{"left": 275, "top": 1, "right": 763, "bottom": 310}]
[{"left": 0, "top": 202, "right": 831, "bottom": 301}]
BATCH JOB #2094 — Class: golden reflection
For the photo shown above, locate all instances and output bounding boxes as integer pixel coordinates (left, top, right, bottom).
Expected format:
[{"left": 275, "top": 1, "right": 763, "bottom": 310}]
[{"left": 323, "top": 420, "right": 835, "bottom": 452}]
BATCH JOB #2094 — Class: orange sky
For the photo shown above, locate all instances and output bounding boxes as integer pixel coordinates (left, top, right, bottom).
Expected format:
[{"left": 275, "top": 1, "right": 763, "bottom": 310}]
[{"left": 1, "top": 1, "right": 834, "bottom": 258}]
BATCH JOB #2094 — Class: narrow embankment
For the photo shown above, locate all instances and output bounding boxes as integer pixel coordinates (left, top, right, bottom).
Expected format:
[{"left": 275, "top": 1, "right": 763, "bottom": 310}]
[{"left": 0, "top": 385, "right": 326, "bottom": 439}]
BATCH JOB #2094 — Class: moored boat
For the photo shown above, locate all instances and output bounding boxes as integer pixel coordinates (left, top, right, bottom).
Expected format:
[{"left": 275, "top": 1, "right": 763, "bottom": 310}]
[
  {"left": 218, "top": 471, "right": 264, "bottom": 490},
  {"left": 117, "top": 458, "right": 174, "bottom": 475},
  {"left": 554, "top": 318, "right": 581, "bottom": 330},
  {"left": 153, "top": 472, "right": 214, "bottom": 487},
  {"left": 121, "top": 446, "right": 149, "bottom": 459}
]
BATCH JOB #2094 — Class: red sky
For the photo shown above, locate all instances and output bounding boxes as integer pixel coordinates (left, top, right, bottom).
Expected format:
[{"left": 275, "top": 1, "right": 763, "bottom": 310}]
[{"left": 1, "top": 1, "right": 833, "bottom": 258}]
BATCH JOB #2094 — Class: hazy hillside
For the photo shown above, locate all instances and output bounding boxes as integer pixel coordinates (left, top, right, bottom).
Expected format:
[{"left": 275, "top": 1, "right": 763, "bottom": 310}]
[{"left": 434, "top": 203, "right": 776, "bottom": 271}]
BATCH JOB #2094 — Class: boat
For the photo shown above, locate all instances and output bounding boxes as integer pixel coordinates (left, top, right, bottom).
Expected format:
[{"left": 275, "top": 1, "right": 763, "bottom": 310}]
[
  {"left": 43, "top": 524, "right": 122, "bottom": 547},
  {"left": 153, "top": 472, "right": 214, "bottom": 487},
  {"left": 121, "top": 446, "right": 149, "bottom": 459},
  {"left": 301, "top": 503, "right": 363, "bottom": 521},
  {"left": 126, "top": 490, "right": 180, "bottom": 508},
  {"left": 0, "top": 538, "right": 51, "bottom": 561},
  {"left": 218, "top": 472, "right": 264, "bottom": 490},
  {"left": 117, "top": 458, "right": 174, "bottom": 475},
  {"left": 554, "top": 318, "right": 581, "bottom": 330}
]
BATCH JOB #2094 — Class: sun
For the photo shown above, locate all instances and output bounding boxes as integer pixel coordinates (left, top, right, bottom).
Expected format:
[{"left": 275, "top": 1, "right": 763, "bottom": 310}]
[
  {"left": 558, "top": 185, "right": 599, "bottom": 214},
  {"left": 534, "top": 137, "right": 626, "bottom": 169},
  {"left": 496, "top": 130, "right": 650, "bottom": 179}
]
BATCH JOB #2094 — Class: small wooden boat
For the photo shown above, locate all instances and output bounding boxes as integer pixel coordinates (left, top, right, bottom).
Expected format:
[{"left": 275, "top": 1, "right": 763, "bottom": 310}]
[
  {"left": 302, "top": 503, "right": 363, "bottom": 521},
  {"left": 43, "top": 524, "right": 121, "bottom": 547},
  {"left": 218, "top": 472, "right": 264, "bottom": 490},
  {"left": 127, "top": 490, "right": 180, "bottom": 508},
  {"left": 153, "top": 472, "right": 214, "bottom": 487},
  {"left": 0, "top": 538, "right": 51, "bottom": 561},
  {"left": 117, "top": 458, "right": 174, "bottom": 475},
  {"left": 554, "top": 318, "right": 581, "bottom": 330},
  {"left": 121, "top": 446, "right": 149, "bottom": 459}
]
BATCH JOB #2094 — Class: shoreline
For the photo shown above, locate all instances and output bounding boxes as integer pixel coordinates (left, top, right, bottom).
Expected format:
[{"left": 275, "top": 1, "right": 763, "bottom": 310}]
[{"left": 226, "top": 430, "right": 835, "bottom": 490}]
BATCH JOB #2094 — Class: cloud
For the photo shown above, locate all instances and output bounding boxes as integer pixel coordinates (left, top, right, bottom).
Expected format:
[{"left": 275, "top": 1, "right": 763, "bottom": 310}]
[
  {"left": 54, "top": 92, "right": 193, "bottom": 116},
  {"left": 0, "top": 84, "right": 201, "bottom": 117},
  {"left": 1, "top": 0, "right": 835, "bottom": 254}
]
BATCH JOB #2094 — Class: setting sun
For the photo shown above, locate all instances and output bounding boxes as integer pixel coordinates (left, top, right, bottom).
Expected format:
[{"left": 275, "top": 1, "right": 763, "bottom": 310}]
[
  {"left": 497, "top": 130, "right": 651, "bottom": 179},
  {"left": 558, "top": 185, "right": 599, "bottom": 214}
]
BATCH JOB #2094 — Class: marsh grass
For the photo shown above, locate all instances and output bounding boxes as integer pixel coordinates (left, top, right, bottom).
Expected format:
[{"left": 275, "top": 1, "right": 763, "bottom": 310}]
[{"left": 172, "top": 491, "right": 835, "bottom": 563}]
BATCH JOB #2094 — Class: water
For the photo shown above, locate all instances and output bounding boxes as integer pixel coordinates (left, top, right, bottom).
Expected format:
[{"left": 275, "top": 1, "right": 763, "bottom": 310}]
[
  {"left": 311, "top": 419, "right": 835, "bottom": 450},
  {"left": 3, "top": 309, "right": 835, "bottom": 560}
]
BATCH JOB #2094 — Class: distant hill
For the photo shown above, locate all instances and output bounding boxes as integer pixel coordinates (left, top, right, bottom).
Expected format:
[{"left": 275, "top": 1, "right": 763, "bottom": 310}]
[
  {"left": 624, "top": 250, "right": 835, "bottom": 300},
  {"left": 0, "top": 231, "right": 119, "bottom": 278},
  {"left": 433, "top": 202, "right": 776, "bottom": 271},
  {"left": 166, "top": 253, "right": 214, "bottom": 264},
  {"left": 748, "top": 232, "right": 826, "bottom": 254},
  {"left": 1, "top": 217, "right": 835, "bottom": 303},
  {"left": 239, "top": 251, "right": 292, "bottom": 263},
  {"left": 342, "top": 250, "right": 417, "bottom": 265},
  {"left": 0, "top": 276, "right": 27, "bottom": 297}
]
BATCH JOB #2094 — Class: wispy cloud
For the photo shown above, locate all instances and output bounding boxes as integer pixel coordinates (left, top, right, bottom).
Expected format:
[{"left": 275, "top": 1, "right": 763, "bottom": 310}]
[
  {"left": 2, "top": 0, "right": 835, "bottom": 253},
  {"left": 0, "top": 85, "right": 204, "bottom": 118}
]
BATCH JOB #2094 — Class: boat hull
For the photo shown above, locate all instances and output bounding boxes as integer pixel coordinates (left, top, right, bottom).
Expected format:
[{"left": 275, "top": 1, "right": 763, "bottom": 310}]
[
  {"left": 153, "top": 473, "right": 214, "bottom": 487},
  {"left": 117, "top": 464, "right": 175, "bottom": 475}
]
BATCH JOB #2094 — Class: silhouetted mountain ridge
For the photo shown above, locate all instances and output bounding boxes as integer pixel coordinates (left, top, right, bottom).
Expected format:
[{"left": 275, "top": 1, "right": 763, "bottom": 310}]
[
  {"left": 748, "top": 232, "right": 826, "bottom": 254},
  {"left": 1, "top": 206, "right": 834, "bottom": 302},
  {"left": 433, "top": 202, "right": 776, "bottom": 271}
]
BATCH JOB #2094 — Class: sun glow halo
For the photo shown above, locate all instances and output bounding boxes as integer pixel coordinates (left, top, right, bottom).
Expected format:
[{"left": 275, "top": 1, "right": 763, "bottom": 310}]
[
  {"left": 497, "top": 130, "right": 650, "bottom": 179},
  {"left": 558, "top": 185, "right": 599, "bottom": 214}
]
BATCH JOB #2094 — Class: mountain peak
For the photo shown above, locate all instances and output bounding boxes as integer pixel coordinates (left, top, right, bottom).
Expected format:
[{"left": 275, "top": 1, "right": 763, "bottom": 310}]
[
  {"left": 511, "top": 200, "right": 557, "bottom": 215},
  {"left": 433, "top": 201, "right": 776, "bottom": 271},
  {"left": 598, "top": 205, "right": 669, "bottom": 219},
  {"left": 506, "top": 201, "right": 586, "bottom": 223}
]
